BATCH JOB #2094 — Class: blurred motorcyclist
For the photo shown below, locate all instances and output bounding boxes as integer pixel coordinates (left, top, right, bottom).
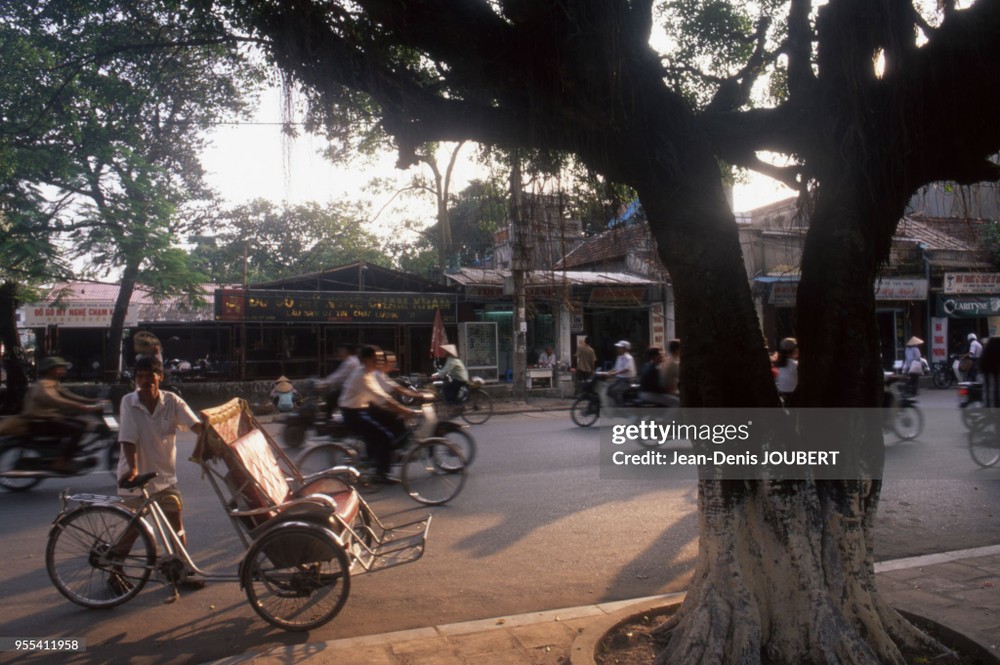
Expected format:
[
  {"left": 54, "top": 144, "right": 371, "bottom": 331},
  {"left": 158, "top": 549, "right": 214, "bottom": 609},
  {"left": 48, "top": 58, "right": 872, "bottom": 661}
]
[{"left": 22, "top": 356, "right": 102, "bottom": 473}]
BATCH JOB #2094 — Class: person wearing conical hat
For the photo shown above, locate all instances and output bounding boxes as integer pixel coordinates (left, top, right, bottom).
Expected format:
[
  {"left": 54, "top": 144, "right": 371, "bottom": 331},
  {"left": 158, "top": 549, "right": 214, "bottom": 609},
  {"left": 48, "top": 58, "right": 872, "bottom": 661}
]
[
  {"left": 432, "top": 344, "right": 469, "bottom": 404},
  {"left": 270, "top": 376, "right": 299, "bottom": 412},
  {"left": 903, "top": 335, "right": 926, "bottom": 396}
]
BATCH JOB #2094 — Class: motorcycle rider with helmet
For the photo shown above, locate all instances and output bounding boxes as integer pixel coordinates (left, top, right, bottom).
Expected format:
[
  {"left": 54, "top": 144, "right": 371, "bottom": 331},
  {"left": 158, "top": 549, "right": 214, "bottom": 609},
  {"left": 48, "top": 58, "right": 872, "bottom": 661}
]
[{"left": 22, "top": 356, "right": 103, "bottom": 473}]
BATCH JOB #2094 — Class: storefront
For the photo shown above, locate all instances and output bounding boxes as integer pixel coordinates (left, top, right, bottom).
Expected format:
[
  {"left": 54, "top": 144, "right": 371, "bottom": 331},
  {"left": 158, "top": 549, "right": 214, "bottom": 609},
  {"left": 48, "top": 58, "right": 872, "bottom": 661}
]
[
  {"left": 754, "top": 275, "right": 929, "bottom": 369},
  {"left": 445, "top": 268, "right": 669, "bottom": 379},
  {"left": 932, "top": 272, "right": 1000, "bottom": 362},
  {"left": 215, "top": 288, "right": 457, "bottom": 379}
]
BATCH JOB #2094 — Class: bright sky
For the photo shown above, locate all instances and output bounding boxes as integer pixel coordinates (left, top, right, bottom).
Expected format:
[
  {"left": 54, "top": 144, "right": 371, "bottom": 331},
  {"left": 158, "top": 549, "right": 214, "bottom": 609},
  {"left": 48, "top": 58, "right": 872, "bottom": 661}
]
[{"left": 200, "top": 89, "right": 795, "bottom": 226}]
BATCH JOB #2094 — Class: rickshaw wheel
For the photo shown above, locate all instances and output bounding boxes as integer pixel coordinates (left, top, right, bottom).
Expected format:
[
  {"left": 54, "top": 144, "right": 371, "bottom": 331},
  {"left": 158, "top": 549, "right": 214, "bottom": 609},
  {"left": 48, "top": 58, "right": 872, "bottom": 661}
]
[
  {"left": 46, "top": 505, "right": 154, "bottom": 608},
  {"left": 242, "top": 523, "right": 351, "bottom": 631}
]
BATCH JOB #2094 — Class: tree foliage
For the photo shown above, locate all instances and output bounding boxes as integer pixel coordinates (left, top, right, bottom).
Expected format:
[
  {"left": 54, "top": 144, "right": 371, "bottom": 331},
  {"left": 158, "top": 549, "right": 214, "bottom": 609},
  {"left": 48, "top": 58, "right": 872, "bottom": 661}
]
[
  {"left": 1, "top": 0, "right": 263, "bottom": 373},
  {"left": 190, "top": 199, "right": 390, "bottom": 283}
]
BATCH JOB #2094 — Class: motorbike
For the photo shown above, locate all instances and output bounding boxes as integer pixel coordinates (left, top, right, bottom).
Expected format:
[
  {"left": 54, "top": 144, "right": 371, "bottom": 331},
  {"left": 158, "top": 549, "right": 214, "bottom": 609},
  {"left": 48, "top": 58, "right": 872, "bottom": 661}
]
[
  {"left": 931, "top": 353, "right": 962, "bottom": 389},
  {"left": 0, "top": 401, "right": 119, "bottom": 492},
  {"left": 957, "top": 381, "right": 986, "bottom": 431},
  {"left": 570, "top": 372, "right": 666, "bottom": 427}
]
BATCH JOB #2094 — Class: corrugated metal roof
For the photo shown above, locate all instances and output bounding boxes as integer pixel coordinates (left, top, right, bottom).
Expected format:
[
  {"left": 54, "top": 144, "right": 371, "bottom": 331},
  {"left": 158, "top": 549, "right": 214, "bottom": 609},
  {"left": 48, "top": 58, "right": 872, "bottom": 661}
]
[
  {"left": 558, "top": 223, "right": 654, "bottom": 269},
  {"left": 895, "top": 217, "right": 980, "bottom": 252},
  {"left": 445, "top": 267, "right": 660, "bottom": 287}
]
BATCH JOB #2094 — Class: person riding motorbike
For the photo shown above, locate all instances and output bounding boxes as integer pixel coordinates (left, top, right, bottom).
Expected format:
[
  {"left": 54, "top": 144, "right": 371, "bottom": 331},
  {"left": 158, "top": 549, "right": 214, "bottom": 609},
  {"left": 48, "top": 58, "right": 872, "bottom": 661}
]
[
  {"left": 432, "top": 344, "right": 469, "bottom": 405},
  {"left": 22, "top": 356, "right": 103, "bottom": 473}
]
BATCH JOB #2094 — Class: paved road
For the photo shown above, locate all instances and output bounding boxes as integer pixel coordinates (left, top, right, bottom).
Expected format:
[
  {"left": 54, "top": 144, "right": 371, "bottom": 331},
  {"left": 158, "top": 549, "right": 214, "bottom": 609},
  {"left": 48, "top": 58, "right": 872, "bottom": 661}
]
[{"left": 0, "top": 393, "right": 998, "bottom": 664}]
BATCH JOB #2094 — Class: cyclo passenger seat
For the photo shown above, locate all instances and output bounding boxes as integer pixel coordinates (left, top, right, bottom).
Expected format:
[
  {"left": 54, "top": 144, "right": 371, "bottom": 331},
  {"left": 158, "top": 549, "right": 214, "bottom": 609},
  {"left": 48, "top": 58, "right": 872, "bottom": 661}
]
[{"left": 193, "top": 398, "right": 360, "bottom": 532}]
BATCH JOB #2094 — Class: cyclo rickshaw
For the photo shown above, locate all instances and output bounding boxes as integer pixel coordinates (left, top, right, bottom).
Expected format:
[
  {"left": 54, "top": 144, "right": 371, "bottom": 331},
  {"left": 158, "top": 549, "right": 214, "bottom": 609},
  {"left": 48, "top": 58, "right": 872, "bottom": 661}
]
[{"left": 44, "top": 398, "right": 431, "bottom": 631}]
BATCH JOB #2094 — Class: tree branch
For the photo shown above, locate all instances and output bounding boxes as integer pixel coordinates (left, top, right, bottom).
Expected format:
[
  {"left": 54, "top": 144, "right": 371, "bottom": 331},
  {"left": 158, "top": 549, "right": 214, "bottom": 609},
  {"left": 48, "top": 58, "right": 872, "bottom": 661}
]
[{"left": 784, "top": 0, "right": 816, "bottom": 97}]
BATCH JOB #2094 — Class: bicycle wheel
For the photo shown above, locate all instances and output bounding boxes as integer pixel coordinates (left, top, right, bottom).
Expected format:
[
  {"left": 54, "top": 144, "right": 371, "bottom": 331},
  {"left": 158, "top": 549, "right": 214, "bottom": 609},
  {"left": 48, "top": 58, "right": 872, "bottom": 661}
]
[
  {"left": 961, "top": 401, "right": 987, "bottom": 431},
  {"left": 891, "top": 405, "right": 924, "bottom": 441},
  {"left": 438, "top": 428, "right": 476, "bottom": 468},
  {"left": 401, "top": 438, "right": 466, "bottom": 505},
  {"left": 460, "top": 389, "right": 493, "bottom": 425},
  {"left": 297, "top": 443, "right": 358, "bottom": 477},
  {"left": 932, "top": 369, "right": 953, "bottom": 389},
  {"left": 242, "top": 524, "right": 351, "bottom": 631},
  {"left": 571, "top": 395, "right": 599, "bottom": 428},
  {"left": 969, "top": 423, "right": 1000, "bottom": 468},
  {"left": 46, "top": 505, "right": 154, "bottom": 608},
  {"left": 0, "top": 444, "right": 44, "bottom": 492}
]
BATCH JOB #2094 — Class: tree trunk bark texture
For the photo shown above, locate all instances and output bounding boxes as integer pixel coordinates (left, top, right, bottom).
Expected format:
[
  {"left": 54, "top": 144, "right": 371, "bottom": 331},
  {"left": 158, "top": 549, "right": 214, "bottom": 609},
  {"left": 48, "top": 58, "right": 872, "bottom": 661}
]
[
  {"left": 105, "top": 264, "right": 140, "bottom": 381},
  {"left": 638, "top": 152, "right": 943, "bottom": 663}
]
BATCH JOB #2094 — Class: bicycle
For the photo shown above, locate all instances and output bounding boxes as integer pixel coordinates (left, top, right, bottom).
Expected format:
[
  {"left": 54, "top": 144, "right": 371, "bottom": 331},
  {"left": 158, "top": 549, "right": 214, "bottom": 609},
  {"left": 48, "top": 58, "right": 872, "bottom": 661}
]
[
  {"left": 968, "top": 411, "right": 1000, "bottom": 468},
  {"left": 45, "top": 398, "right": 431, "bottom": 631},
  {"left": 297, "top": 398, "right": 469, "bottom": 506},
  {"left": 435, "top": 376, "right": 493, "bottom": 425},
  {"left": 884, "top": 378, "right": 924, "bottom": 441}
]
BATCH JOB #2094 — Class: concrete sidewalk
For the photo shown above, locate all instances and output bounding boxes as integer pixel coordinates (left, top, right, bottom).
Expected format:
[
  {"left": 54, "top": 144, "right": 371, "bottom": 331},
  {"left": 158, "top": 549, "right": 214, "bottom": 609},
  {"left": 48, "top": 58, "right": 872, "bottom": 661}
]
[{"left": 207, "top": 545, "right": 1000, "bottom": 665}]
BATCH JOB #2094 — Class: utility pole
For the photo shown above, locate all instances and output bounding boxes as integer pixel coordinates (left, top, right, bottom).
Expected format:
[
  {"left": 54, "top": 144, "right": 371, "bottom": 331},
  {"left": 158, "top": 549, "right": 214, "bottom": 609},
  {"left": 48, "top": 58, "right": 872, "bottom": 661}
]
[{"left": 510, "top": 153, "right": 527, "bottom": 400}]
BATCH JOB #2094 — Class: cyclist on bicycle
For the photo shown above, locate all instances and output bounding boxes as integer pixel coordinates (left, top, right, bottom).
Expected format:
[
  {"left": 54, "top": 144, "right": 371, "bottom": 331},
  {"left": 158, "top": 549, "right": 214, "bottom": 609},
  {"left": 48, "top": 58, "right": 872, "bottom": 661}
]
[
  {"left": 432, "top": 344, "right": 469, "bottom": 404},
  {"left": 339, "top": 345, "right": 416, "bottom": 484}
]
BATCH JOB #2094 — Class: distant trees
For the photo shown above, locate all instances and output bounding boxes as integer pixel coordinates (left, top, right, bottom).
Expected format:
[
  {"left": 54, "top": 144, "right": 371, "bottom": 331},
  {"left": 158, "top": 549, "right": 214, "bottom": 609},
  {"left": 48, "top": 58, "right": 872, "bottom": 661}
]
[
  {"left": 0, "top": 0, "right": 261, "bottom": 376},
  {"left": 191, "top": 199, "right": 389, "bottom": 283}
]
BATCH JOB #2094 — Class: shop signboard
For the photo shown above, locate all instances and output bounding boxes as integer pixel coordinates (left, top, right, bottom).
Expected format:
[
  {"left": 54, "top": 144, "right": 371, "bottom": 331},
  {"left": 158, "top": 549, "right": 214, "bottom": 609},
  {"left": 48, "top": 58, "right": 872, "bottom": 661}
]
[
  {"left": 768, "top": 277, "right": 927, "bottom": 307},
  {"left": 588, "top": 287, "right": 646, "bottom": 307},
  {"left": 943, "top": 272, "right": 1000, "bottom": 294},
  {"left": 215, "top": 290, "right": 456, "bottom": 324},
  {"left": 930, "top": 317, "right": 948, "bottom": 363},
  {"left": 874, "top": 278, "right": 927, "bottom": 300},
  {"left": 936, "top": 295, "right": 1000, "bottom": 318},
  {"left": 22, "top": 301, "right": 137, "bottom": 328}
]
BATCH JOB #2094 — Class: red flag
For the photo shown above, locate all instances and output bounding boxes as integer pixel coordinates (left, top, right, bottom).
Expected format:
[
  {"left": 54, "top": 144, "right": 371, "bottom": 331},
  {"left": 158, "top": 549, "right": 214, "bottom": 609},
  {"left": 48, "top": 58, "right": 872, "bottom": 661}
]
[{"left": 430, "top": 309, "right": 449, "bottom": 359}]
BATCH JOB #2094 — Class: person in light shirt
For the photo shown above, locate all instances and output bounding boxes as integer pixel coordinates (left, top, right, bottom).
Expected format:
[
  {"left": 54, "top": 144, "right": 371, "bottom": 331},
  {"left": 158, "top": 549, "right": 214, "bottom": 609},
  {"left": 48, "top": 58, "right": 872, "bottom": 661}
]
[
  {"left": 606, "top": 340, "right": 636, "bottom": 406},
  {"left": 339, "top": 345, "right": 416, "bottom": 483}
]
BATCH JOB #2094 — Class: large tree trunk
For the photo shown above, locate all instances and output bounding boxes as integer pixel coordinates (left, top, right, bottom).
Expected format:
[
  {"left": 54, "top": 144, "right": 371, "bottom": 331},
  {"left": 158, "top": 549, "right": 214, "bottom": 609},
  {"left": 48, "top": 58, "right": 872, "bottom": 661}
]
[
  {"left": 0, "top": 281, "right": 30, "bottom": 413},
  {"left": 637, "top": 141, "right": 943, "bottom": 663}
]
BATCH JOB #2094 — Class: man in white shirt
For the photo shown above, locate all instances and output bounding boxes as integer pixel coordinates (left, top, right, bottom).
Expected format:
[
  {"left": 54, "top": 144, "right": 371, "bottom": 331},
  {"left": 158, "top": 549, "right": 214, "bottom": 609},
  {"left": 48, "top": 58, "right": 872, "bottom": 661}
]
[
  {"left": 607, "top": 340, "right": 637, "bottom": 406},
  {"left": 537, "top": 345, "right": 557, "bottom": 367},
  {"left": 967, "top": 333, "right": 984, "bottom": 381},
  {"left": 338, "top": 346, "right": 416, "bottom": 483},
  {"left": 321, "top": 344, "right": 359, "bottom": 419},
  {"left": 117, "top": 356, "right": 202, "bottom": 545}
]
